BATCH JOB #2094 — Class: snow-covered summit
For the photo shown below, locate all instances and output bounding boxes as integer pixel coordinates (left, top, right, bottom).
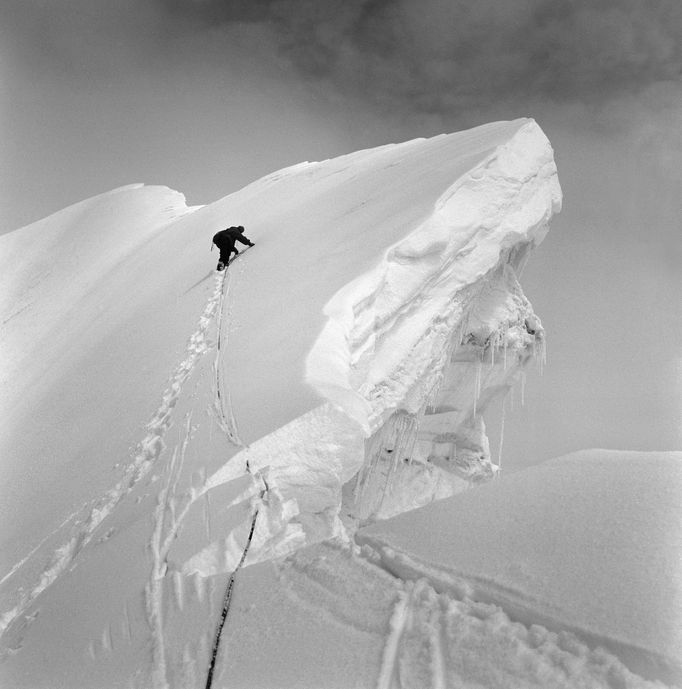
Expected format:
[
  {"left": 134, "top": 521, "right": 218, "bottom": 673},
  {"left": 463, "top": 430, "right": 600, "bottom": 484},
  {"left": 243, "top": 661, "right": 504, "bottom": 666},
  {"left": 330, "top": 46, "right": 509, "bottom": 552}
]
[
  {"left": 0, "top": 119, "right": 588, "bottom": 689},
  {"left": 0, "top": 184, "right": 199, "bottom": 391}
]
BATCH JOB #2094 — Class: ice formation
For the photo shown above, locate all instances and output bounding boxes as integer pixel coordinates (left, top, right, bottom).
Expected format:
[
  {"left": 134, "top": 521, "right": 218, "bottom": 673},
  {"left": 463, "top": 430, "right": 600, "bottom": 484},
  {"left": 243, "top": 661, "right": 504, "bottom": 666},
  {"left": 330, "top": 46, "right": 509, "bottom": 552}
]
[{"left": 307, "top": 120, "right": 560, "bottom": 522}]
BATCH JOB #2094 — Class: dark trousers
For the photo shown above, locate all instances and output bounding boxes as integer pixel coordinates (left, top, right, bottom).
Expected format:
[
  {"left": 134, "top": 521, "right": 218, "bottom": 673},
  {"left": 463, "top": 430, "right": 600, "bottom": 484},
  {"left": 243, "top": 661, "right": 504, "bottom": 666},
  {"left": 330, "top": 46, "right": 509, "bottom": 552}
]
[{"left": 219, "top": 248, "right": 237, "bottom": 264}]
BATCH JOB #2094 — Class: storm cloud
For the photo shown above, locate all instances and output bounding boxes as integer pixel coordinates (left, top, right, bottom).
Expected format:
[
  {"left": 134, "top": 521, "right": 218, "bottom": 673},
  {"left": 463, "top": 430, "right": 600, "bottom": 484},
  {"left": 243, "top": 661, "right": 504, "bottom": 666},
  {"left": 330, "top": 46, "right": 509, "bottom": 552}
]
[
  {"left": 4, "top": 0, "right": 680, "bottom": 121},
  {"left": 160, "top": 0, "right": 682, "bottom": 114}
]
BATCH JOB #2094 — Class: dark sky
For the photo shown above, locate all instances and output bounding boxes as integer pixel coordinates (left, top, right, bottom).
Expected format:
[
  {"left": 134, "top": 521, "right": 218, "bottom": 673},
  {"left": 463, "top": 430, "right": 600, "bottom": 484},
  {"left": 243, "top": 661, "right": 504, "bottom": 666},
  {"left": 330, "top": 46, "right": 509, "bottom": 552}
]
[
  {"left": 1, "top": 0, "right": 680, "bottom": 465},
  {"left": 2, "top": 0, "right": 680, "bottom": 230}
]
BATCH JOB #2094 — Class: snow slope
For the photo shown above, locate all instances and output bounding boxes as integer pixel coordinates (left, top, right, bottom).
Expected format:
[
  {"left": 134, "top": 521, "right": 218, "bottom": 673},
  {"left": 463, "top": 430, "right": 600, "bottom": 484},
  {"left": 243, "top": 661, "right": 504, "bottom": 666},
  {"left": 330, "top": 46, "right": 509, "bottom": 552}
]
[
  {"left": 178, "top": 532, "right": 672, "bottom": 689},
  {"left": 358, "top": 450, "right": 682, "bottom": 686},
  {"left": 12, "top": 119, "right": 677, "bottom": 689}
]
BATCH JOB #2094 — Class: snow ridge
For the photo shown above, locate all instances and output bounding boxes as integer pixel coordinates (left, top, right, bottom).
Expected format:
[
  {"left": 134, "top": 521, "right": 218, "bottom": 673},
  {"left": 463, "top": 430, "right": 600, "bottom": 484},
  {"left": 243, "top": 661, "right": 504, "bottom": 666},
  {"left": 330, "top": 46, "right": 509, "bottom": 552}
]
[{"left": 307, "top": 120, "right": 559, "bottom": 431}]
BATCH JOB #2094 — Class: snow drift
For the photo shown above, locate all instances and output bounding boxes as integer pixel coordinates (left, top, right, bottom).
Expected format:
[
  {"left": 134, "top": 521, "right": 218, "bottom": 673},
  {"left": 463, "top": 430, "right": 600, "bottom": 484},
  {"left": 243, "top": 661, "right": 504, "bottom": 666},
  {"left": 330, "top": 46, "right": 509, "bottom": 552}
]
[{"left": 357, "top": 450, "right": 682, "bottom": 685}]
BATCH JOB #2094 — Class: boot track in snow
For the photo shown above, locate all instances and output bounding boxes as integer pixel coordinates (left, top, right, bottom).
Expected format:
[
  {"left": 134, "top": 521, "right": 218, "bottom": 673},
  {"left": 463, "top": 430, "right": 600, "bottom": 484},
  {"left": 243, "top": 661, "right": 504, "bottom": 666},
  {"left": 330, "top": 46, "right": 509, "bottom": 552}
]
[{"left": 0, "top": 270, "right": 235, "bottom": 657}]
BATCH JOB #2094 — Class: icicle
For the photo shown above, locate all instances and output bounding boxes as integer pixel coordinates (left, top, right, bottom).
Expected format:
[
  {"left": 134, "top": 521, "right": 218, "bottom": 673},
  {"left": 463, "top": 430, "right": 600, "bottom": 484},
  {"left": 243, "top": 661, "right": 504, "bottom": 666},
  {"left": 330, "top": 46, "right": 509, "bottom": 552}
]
[
  {"left": 454, "top": 317, "right": 467, "bottom": 359},
  {"left": 450, "top": 322, "right": 461, "bottom": 362},
  {"left": 398, "top": 414, "right": 419, "bottom": 470},
  {"left": 354, "top": 438, "right": 375, "bottom": 506},
  {"left": 497, "top": 396, "right": 507, "bottom": 477},
  {"left": 473, "top": 354, "right": 483, "bottom": 417},
  {"left": 378, "top": 459, "right": 396, "bottom": 515},
  {"left": 472, "top": 376, "right": 477, "bottom": 417},
  {"left": 517, "top": 246, "right": 531, "bottom": 276},
  {"left": 351, "top": 468, "right": 364, "bottom": 506},
  {"left": 520, "top": 370, "right": 526, "bottom": 407},
  {"left": 354, "top": 426, "right": 390, "bottom": 517},
  {"left": 365, "top": 437, "right": 383, "bottom": 494},
  {"left": 538, "top": 337, "right": 547, "bottom": 375},
  {"left": 379, "top": 415, "right": 407, "bottom": 512}
]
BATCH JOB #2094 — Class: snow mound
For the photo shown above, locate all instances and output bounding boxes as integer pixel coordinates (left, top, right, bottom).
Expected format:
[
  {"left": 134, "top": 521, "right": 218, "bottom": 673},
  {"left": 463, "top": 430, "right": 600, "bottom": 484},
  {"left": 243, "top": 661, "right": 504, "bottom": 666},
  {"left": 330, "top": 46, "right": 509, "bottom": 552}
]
[{"left": 357, "top": 449, "right": 682, "bottom": 685}]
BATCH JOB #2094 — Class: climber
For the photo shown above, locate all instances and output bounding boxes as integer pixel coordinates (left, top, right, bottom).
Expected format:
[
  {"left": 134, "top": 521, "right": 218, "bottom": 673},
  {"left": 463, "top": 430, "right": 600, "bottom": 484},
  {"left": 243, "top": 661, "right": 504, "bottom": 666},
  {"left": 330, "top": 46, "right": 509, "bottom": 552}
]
[{"left": 212, "top": 225, "right": 255, "bottom": 271}]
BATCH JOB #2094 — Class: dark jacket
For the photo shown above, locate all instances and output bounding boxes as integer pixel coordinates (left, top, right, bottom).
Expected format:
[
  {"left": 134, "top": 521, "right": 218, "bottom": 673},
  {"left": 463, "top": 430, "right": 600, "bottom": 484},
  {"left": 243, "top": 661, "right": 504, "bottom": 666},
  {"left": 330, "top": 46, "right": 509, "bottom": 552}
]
[{"left": 212, "top": 226, "right": 253, "bottom": 258}]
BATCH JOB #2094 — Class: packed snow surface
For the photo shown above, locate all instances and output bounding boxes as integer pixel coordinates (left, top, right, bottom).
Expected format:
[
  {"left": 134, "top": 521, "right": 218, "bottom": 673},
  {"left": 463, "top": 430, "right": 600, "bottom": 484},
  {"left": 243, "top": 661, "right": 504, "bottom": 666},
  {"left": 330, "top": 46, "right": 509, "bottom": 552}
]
[{"left": 8, "top": 119, "right": 677, "bottom": 689}]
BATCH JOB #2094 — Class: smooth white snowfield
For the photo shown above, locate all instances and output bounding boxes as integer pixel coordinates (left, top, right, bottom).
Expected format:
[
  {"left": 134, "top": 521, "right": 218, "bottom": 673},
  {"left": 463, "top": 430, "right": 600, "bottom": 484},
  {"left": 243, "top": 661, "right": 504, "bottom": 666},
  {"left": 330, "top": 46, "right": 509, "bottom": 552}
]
[
  {"left": 358, "top": 450, "right": 682, "bottom": 686},
  {"left": 2, "top": 118, "right": 674, "bottom": 688}
]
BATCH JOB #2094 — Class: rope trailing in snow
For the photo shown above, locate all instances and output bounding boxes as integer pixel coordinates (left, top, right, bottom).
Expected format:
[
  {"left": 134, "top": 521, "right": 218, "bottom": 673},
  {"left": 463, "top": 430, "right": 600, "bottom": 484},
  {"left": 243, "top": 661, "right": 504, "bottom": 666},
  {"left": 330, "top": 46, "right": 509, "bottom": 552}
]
[
  {"left": 205, "top": 262, "right": 268, "bottom": 689},
  {"left": 204, "top": 500, "right": 261, "bottom": 689}
]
